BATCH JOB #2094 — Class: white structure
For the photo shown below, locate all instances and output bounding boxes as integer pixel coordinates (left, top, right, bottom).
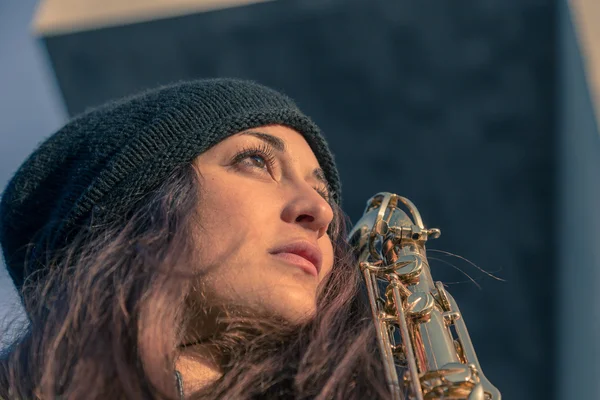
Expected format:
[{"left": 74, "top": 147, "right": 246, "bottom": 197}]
[{"left": 559, "top": 1, "right": 600, "bottom": 398}]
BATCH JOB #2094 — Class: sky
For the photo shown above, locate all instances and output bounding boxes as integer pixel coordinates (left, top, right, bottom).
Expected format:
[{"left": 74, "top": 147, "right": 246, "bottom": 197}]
[{"left": 0, "top": 0, "right": 67, "bottom": 330}]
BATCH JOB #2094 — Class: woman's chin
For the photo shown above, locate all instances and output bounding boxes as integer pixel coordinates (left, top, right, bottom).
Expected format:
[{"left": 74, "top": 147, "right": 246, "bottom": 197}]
[{"left": 265, "top": 290, "right": 318, "bottom": 323}]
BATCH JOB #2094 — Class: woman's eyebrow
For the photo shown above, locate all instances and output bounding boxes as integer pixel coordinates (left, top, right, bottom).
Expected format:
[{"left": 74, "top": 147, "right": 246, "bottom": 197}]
[
  {"left": 241, "top": 130, "right": 330, "bottom": 190},
  {"left": 240, "top": 131, "right": 286, "bottom": 152}
]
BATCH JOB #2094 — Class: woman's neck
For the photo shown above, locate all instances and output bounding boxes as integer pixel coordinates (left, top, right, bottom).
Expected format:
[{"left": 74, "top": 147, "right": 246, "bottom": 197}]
[{"left": 175, "top": 344, "right": 222, "bottom": 396}]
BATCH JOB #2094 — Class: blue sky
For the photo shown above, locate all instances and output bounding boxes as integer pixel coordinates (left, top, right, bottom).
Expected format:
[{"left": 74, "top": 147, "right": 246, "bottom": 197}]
[{"left": 0, "top": 0, "right": 67, "bottom": 327}]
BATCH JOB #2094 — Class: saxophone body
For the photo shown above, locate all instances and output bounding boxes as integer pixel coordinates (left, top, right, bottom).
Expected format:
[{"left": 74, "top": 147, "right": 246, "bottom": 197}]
[{"left": 348, "top": 193, "right": 500, "bottom": 400}]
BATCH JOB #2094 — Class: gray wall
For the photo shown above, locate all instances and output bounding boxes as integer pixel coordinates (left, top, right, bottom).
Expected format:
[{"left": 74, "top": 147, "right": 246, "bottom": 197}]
[{"left": 558, "top": 0, "right": 600, "bottom": 398}]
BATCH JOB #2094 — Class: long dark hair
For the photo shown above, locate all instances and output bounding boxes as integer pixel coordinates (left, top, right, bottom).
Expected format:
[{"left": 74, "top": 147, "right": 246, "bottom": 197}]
[{"left": 0, "top": 162, "right": 390, "bottom": 399}]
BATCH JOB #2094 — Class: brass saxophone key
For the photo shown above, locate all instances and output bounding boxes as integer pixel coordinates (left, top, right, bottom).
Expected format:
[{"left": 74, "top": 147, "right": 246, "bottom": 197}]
[{"left": 348, "top": 192, "right": 501, "bottom": 400}]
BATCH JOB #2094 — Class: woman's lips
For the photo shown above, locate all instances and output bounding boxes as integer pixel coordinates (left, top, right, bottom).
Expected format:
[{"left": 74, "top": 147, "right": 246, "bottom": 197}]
[
  {"left": 268, "top": 240, "right": 323, "bottom": 277},
  {"left": 270, "top": 252, "right": 319, "bottom": 277}
]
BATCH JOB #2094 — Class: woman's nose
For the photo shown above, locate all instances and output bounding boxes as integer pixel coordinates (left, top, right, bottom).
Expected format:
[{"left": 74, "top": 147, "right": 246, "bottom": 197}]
[{"left": 282, "top": 186, "right": 334, "bottom": 238}]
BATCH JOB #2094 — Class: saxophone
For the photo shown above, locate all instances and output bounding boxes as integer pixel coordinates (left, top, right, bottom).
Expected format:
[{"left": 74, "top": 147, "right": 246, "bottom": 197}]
[{"left": 348, "top": 193, "right": 500, "bottom": 400}]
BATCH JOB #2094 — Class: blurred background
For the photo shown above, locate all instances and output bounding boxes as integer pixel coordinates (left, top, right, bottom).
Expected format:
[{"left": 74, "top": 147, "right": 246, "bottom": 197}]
[{"left": 1, "top": 0, "right": 598, "bottom": 399}]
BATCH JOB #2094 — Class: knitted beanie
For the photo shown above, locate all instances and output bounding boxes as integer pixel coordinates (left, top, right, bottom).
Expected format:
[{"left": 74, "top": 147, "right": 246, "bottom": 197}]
[{"left": 0, "top": 78, "right": 341, "bottom": 291}]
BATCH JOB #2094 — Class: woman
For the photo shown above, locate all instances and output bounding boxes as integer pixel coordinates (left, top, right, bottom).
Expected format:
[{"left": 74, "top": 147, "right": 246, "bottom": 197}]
[{"left": 0, "top": 79, "right": 390, "bottom": 399}]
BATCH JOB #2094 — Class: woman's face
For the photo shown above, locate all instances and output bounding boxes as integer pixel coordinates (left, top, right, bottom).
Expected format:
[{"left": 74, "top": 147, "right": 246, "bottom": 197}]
[{"left": 190, "top": 125, "right": 335, "bottom": 324}]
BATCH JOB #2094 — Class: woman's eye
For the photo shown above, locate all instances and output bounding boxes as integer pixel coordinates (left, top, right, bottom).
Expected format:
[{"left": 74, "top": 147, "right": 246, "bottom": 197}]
[
  {"left": 231, "top": 145, "right": 277, "bottom": 172},
  {"left": 315, "top": 186, "right": 331, "bottom": 203},
  {"left": 232, "top": 146, "right": 332, "bottom": 202},
  {"left": 245, "top": 154, "right": 268, "bottom": 169}
]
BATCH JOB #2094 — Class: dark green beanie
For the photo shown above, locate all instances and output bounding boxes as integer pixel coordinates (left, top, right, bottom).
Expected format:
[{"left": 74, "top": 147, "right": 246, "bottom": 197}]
[{"left": 0, "top": 78, "right": 341, "bottom": 291}]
